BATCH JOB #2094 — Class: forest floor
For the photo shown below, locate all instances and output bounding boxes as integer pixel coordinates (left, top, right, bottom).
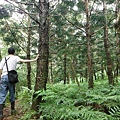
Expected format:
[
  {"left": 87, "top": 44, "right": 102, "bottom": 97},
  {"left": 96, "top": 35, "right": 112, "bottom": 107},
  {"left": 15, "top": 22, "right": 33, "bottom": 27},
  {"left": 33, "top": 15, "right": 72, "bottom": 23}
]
[{"left": 3, "top": 100, "right": 24, "bottom": 120}]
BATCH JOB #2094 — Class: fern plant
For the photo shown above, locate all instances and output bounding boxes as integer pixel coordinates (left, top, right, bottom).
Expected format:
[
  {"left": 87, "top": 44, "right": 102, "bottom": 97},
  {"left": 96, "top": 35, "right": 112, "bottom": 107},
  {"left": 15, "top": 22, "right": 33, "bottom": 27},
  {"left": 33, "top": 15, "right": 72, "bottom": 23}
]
[
  {"left": 39, "top": 81, "right": 120, "bottom": 120},
  {"left": 18, "top": 79, "right": 120, "bottom": 120}
]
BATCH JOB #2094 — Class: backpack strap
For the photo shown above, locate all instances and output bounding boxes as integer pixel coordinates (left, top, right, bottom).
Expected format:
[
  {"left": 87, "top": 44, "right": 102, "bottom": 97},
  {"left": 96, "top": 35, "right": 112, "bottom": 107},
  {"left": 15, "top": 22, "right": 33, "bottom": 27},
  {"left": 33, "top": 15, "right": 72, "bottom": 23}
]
[
  {"left": 5, "top": 57, "right": 10, "bottom": 72},
  {"left": 2, "top": 57, "right": 10, "bottom": 70}
]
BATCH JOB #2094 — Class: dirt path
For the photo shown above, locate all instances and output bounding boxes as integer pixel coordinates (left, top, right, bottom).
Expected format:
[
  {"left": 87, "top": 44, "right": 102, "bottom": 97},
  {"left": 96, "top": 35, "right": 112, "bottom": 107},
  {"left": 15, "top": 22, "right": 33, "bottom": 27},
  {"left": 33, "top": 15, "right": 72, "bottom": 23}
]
[{"left": 3, "top": 100, "right": 24, "bottom": 120}]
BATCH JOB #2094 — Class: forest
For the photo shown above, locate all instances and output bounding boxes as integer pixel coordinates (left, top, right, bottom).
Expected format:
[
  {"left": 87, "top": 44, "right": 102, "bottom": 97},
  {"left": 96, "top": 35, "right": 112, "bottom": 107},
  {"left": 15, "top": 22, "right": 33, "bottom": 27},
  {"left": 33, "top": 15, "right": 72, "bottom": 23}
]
[{"left": 0, "top": 0, "right": 120, "bottom": 120}]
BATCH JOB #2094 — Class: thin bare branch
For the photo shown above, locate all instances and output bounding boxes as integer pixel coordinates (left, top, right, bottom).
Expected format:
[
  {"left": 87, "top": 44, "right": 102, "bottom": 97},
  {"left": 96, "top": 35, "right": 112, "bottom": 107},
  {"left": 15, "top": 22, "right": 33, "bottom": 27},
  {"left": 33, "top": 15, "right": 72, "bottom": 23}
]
[{"left": 5, "top": 0, "right": 40, "bottom": 25}]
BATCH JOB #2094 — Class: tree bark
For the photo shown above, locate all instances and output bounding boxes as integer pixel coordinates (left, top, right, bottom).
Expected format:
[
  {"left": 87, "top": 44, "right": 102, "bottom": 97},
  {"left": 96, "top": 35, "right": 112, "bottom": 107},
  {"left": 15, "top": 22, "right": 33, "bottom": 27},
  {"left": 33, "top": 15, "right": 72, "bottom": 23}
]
[
  {"left": 85, "top": 0, "right": 94, "bottom": 88},
  {"left": 31, "top": 0, "right": 49, "bottom": 118},
  {"left": 103, "top": 0, "right": 114, "bottom": 85},
  {"left": 27, "top": 15, "right": 31, "bottom": 90},
  {"left": 101, "top": 63, "right": 104, "bottom": 79},
  {"left": 70, "top": 60, "right": 80, "bottom": 88},
  {"left": 50, "top": 60, "right": 53, "bottom": 83},
  {"left": 64, "top": 54, "right": 67, "bottom": 84},
  {"left": 114, "top": 0, "right": 120, "bottom": 82}
]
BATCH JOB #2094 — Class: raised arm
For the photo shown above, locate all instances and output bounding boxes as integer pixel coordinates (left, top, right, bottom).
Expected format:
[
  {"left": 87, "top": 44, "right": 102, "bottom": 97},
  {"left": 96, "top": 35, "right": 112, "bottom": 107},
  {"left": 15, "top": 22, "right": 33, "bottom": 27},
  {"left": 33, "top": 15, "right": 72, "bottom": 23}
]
[{"left": 19, "top": 55, "right": 39, "bottom": 63}]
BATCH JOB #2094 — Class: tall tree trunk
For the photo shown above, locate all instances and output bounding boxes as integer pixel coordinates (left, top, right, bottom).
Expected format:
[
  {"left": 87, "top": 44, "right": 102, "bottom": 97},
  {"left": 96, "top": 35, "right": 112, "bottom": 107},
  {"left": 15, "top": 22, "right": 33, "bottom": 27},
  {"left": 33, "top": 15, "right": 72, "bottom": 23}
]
[
  {"left": 31, "top": 0, "right": 49, "bottom": 119},
  {"left": 103, "top": 0, "right": 114, "bottom": 85},
  {"left": 64, "top": 54, "right": 66, "bottom": 84},
  {"left": 27, "top": 15, "right": 31, "bottom": 90},
  {"left": 101, "top": 63, "right": 104, "bottom": 79},
  {"left": 85, "top": 0, "right": 93, "bottom": 88},
  {"left": 70, "top": 60, "right": 80, "bottom": 88},
  {"left": 50, "top": 60, "right": 53, "bottom": 83},
  {"left": 114, "top": 0, "right": 120, "bottom": 82}
]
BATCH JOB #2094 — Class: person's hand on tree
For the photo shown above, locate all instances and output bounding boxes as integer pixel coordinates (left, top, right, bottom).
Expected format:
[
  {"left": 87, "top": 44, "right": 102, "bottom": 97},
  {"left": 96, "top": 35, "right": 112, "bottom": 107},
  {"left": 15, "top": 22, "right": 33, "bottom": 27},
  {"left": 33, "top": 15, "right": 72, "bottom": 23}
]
[{"left": 36, "top": 54, "right": 39, "bottom": 60}]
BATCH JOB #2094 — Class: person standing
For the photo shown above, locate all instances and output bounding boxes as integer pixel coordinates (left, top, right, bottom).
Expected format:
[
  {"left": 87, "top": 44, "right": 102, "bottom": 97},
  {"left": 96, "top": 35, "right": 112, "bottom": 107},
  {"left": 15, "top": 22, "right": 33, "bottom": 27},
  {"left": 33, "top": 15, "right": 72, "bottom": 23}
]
[{"left": 0, "top": 47, "right": 39, "bottom": 119}]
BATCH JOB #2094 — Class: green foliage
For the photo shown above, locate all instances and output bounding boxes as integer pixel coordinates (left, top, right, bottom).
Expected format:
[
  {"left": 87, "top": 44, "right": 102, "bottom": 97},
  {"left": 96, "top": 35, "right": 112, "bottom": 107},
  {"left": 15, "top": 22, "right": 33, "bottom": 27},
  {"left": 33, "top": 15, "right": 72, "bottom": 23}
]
[
  {"left": 106, "top": 0, "right": 115, "bottom": 4},
  {"left": 18, "top": 86, "right": 36, "bottom": 120},
  {"left": 77, "top": 1, "right": 85, "bottom": 11},
  {"left": 36, "top": 81, "right": 120, "bottom": 120},
  {"left": 62, "top": 1, "right": 75, "bottom": 8},
  {"left": 15, "top": 78, "right": 120, "bottom": 120},
  {"left": 1, "top": 0, "right": 120, "bottom": 119},
  {"left": 0, "top": 5, "right": 9, "bottom": 19}
]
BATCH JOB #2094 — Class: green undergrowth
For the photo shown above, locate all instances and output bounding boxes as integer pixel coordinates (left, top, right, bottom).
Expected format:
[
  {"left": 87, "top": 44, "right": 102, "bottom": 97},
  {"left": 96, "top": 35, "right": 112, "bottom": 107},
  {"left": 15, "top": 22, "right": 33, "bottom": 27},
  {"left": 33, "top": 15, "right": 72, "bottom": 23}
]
[{"left": 19, "top": 80, "right": 120, "bottom": 120}]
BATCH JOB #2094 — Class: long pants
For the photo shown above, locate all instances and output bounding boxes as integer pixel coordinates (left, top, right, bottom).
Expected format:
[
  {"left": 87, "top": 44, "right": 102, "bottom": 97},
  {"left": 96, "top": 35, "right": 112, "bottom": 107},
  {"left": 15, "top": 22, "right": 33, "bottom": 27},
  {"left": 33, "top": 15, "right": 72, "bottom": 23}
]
[{"left": 0, "top": 74, "right": 15, "bottom": 104}]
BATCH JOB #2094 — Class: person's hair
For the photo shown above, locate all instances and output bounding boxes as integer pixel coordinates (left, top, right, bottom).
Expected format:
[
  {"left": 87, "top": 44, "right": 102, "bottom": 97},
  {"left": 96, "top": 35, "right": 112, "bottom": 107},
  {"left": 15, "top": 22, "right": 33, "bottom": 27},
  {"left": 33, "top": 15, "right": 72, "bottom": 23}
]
[{"left": 8, "top": 47, "right": 15, "bottom": 55}]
